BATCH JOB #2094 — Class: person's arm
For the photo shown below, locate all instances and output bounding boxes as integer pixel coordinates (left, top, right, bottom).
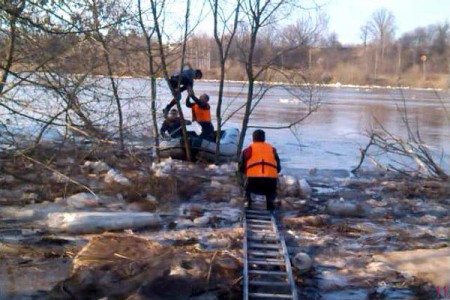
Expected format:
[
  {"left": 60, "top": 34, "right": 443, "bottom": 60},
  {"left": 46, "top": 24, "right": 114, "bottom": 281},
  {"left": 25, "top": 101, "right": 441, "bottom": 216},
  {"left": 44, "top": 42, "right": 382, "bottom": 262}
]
[
  {"left": 239, "top": 147, "right": 252, "bottom": 174},
  {"left": 238, "top": 154, "right": 246, "bottom": 174},
  {"left": 186, "top": 85, "right": 195, "bottom": 97},
  {"left": 176, "top": 117, "right": 191, "bottom": 126},
  {"left": 160, "top": 121, "right": 168, "bottom": 137},
  {"left": 185, "top": 95, "right": 194, "bottom": 108},
  {"left": 273, "top": 148, "right": 281, "bottom": 173},
  {"left": 190, "top": 94, "right": 210, "bottom": 109}
]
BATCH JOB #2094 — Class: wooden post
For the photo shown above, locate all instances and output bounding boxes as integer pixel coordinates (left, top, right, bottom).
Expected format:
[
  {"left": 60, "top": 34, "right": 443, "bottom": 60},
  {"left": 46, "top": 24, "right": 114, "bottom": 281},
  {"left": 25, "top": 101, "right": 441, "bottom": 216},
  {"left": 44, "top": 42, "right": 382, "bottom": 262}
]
[
  {"left": 397, "top": 43, "right": 402, "bottom": 80},
  {"left": 420, "top": 54, "right": 427, "bottom": 80},
  {"left": 308, "top": 47, "right": 312, "bottom": 71}
]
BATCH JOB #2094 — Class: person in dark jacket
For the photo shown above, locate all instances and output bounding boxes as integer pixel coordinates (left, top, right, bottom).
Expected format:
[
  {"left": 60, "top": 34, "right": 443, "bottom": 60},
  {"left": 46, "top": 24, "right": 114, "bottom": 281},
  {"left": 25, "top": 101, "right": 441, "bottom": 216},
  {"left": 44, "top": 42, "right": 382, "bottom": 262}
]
[
  {"left": 160, "top": 109, "right": 191, "bottom": 138},
  {"left": 185, "top": 93, "right": 214, "bottom": 141},
  {"left": 239, "top": 129, "right": 281, "bottom": 211},
  {"left": 162, "top": 63, "right": 203, "bottom": 116}
]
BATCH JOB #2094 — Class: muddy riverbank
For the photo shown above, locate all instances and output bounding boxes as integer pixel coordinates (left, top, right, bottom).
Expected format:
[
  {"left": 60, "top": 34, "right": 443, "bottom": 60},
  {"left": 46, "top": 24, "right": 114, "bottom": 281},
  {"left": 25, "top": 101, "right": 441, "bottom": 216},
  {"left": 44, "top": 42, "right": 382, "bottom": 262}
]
[{"left": 0, "top": 146, "right": 449, "bottom": 299}]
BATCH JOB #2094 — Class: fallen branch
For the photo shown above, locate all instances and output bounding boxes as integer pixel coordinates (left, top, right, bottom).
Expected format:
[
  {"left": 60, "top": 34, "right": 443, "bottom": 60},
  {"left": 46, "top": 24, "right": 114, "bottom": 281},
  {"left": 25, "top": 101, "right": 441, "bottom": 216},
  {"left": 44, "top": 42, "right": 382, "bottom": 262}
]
[
  {"left": 18, "top": 152, "right": 97, "bottom": 196},
  {"left": 357, "top": 95, "right": 449, "bottom": 180},
  {"left": 207, "top": 250, "right": 219, "bottom": 283},
  {"left": 352, "top": 133, "right": 375, "bottom": 174}
]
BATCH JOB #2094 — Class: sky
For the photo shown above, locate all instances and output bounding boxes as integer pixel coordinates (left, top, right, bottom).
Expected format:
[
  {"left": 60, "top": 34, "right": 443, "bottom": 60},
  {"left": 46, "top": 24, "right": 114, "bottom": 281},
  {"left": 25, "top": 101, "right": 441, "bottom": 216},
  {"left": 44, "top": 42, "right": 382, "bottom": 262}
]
[{"left": 325, "top": 0, "right": 450, "bottom": 45}]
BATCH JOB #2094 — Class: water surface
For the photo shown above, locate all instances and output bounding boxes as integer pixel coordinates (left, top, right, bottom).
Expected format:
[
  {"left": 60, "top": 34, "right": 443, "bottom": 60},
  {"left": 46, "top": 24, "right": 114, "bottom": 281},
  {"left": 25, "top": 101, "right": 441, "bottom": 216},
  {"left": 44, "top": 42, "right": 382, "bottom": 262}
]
[{"left": 1, "top": 78, "right": 449, "bottom": 171}]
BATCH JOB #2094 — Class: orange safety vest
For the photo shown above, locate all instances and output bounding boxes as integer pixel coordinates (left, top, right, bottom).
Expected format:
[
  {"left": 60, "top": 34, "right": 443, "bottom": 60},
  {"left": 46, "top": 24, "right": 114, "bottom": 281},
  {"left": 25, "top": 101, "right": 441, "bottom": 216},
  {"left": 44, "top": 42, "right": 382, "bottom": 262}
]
[
  {"left": 246, "top": 142, "right": 278, "bottom": 178},
  {"left": 192, "top": 104, "right": 211, "bottom": 122}
]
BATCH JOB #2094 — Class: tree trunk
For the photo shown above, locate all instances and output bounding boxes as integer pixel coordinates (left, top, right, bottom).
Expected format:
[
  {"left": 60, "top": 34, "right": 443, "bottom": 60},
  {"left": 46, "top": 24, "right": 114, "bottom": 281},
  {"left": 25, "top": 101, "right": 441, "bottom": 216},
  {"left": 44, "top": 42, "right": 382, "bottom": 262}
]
[{"left": 138, "top": 0, "right": 160, "bottom": 161}]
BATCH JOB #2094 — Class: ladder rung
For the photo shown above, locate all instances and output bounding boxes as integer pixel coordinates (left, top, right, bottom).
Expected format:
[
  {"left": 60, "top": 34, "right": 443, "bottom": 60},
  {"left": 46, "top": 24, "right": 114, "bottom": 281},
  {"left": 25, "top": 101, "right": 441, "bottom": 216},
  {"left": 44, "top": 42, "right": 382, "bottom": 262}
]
[
  {"left": 249, "top": 254, "right": 282, "bottom": 260},
  {"left": 249, "top": 280, "right": 290, "bottom": 287},
  {"left": 251, "top": 257, "right": 285, "bottom": 262},
  {"left": 247, "top": 218, "right": 272, "bottom": 223},
  {"left": 248, "top": 292, "right": 293, "bottom": 299},
  {"left": 248, "top": 230, "right": 274, "bottom": 234},
  {"left": 248, "top": 250, "right": 281, "bottom": 256},
  {"left": 248, "top": 230, "right": 275, "bottom": 235},
  {"left": 246, "top": 209, "right": 271, "bottom": 215},
  {"left": 248, "top": 270, "right": 287, "bottom": 276},
  {"left": 248, "top": 236, "right": 279, "bottom": 241},
  {"left": 246, "top": 215, "right": 271, "bottom": 219},
  {"left": 249, "top": 259, "right": 285, "bottom": 266},
  {"left": 248, "top": 232, "right": 277, "bottom": 237},
  {"left": 248, "top": 243, "right": 280, "bottom": 249},
  {"left": 244, "top": 210, "right": 297, "bottom": 300},
  {"left": 248, "top": 227, "right": 275, "bottom": 232},
  {"left": 247, "top": 219, "right": 272, "bottom": 224},
  {"left": 248, "top": 224, "right": 274, "bottom": 229}
]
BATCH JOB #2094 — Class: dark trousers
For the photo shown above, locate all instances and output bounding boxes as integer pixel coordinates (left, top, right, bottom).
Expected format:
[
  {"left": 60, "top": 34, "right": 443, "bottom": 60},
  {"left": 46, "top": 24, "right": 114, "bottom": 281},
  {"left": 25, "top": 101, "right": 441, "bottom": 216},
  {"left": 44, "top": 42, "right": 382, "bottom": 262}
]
[
  {"left": 245, "top": 177, "right": 278, "bottom": 211},
  {"left": 166, "top": 77, "right": 189, "bottom": 110},
  {"left": 198, "top": 122, "right": 215, "bottom": 141}
]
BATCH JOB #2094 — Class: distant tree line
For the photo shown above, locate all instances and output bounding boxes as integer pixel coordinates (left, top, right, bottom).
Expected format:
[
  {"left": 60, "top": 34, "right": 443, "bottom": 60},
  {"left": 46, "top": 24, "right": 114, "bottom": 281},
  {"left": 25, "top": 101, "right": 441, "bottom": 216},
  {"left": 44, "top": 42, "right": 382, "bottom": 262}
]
[{"left": 1, "top": 5, "right": 447, "bottom": 88}]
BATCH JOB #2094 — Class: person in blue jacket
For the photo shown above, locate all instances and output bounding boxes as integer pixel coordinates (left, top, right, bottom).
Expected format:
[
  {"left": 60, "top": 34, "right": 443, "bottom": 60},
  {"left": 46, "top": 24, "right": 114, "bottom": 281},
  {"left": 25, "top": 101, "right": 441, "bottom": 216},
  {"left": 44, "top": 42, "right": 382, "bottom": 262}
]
[{"left": 162, "top": 63, "right": 202, "bottom": 116}]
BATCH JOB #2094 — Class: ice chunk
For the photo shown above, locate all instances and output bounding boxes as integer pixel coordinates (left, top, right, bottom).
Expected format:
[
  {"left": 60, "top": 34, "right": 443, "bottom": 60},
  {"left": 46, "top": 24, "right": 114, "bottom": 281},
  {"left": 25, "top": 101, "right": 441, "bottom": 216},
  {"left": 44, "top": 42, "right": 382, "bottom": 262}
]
[{"left": 46, "top": 212, "right": 161, "bottom": 233}]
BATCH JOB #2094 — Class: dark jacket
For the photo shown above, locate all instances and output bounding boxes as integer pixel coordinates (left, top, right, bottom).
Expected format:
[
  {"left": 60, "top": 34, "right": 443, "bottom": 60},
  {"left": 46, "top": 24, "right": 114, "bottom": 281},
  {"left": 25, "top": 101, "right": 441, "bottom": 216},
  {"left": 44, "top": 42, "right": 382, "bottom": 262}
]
[
  {"left": 170, "top": 69, "right": 196, "bottom": 90},
  {"left": 160, "top": 117, "right": 184, "bottom": 138}
]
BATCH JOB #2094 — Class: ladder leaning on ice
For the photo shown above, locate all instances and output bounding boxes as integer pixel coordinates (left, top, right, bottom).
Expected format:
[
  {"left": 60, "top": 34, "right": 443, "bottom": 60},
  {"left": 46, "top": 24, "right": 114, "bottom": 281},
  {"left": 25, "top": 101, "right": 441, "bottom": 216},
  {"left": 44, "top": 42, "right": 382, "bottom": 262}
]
[{"left": 242, "top": 206, "right": 298, "bottom": 299}]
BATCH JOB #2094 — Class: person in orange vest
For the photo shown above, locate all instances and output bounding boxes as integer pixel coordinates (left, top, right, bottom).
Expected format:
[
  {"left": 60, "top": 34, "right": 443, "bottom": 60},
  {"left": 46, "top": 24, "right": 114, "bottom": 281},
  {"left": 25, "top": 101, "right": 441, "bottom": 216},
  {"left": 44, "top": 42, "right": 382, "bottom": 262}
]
[
  {"left": 239, "top": 129, "right": 281, "bottom": 211},
  {"left": 185, "top": 93, "right": 214, "bottom": 141}
]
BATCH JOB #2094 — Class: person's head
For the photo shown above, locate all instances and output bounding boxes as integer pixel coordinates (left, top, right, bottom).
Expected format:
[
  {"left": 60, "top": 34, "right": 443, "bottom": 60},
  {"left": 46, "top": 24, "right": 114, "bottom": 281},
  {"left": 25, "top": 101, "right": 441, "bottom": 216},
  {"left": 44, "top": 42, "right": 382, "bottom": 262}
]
[
  {"left": 252, "top": 129, "right": 265, "bottom": 142},
  {"left": 169, "top": 109, "right": 178, "bottom": 118},
  {"left": 194, "top": 69, "right": 203, "bottom": 79},
  {"left": 200, "top": 94, "right": 210, "bottom": 103}
]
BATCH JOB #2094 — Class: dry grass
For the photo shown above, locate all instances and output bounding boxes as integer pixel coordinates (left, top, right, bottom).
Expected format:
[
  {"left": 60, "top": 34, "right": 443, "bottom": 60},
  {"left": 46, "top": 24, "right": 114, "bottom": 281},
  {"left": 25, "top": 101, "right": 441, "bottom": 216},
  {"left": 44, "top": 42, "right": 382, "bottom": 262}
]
[
  {"left": 330, "top": 63, "right": 449, "bottom": 88},
  {"left": 331, "top": 62, "right": 368, "bottom": 85}
]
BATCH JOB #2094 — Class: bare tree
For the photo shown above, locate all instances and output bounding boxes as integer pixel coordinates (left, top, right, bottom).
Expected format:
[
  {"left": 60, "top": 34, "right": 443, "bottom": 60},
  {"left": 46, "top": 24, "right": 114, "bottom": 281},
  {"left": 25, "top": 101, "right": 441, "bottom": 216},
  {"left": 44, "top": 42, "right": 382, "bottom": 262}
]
[
  {"left": 89, "top": 0, "right": 126, "bottom": 151},
  {"left": 234, "top": 1, "right": 323, "bottom": 154},
  {"left": 137, "top": 0, "right": 160, "bottom": 160},
  {"left": 0, "top": 1, "right": 25, "bottom": 96},
  {"left": 149, "top": 0, "right": 194, "bottom": 161},
  {"left": 282, "top": 13, "right": 328, "bottom": 48},
  {"left": 236, "top": 0, "right": 294, "bottom": 154},
  {"left": 366, "top": 8, "right": 396, "bottom": 77},
  {"left": 0, "top": 1, "right": 101, "bottom": 150},
  {"left": 431, "top": 22, "right": 449, "bottom": 54},
  {"left": 360, "top": 24, "right": 369, "bottom": 48},
  {"left": 0, "top": 0, "right": 139, "bottom": 157},
  {"left": 209, "top": 0, "right": 241, "bottom": 163},
  {"left": 280, "top": 12, "right": 328, "bottom": 69}
]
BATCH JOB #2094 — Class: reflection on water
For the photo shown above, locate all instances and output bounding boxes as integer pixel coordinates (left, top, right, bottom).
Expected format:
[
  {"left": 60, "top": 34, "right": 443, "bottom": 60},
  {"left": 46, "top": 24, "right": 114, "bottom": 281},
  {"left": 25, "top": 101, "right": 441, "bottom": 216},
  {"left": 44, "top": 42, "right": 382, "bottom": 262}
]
[{"left": 196, "top": 82, "right": 449, "bottom": 170}]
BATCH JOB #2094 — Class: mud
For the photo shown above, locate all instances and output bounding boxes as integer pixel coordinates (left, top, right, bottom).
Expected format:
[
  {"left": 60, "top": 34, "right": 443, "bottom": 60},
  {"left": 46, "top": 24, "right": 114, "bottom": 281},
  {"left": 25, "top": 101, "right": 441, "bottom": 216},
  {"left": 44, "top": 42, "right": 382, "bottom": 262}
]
[{"left": 0, "top": 146, "right": 449, "bottom": 299}]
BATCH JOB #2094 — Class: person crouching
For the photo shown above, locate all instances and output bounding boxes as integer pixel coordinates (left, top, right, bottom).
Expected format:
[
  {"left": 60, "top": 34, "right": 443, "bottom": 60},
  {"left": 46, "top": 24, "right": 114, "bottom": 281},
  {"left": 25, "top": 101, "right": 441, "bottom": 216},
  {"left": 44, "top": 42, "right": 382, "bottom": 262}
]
[{"left": 239, "top": 129, "right": 281, "bottom": 211}]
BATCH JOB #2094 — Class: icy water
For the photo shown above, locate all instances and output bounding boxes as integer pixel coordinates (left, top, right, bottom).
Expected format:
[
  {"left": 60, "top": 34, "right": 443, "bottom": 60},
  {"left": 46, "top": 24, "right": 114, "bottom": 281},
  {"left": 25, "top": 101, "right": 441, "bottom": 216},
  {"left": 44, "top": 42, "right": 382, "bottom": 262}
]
[
  {"left": 1, "top": 78, "right": 449, "bottom": 171},
  {"left": 196, "top": 81, "right": 450, "bottom": 171}
]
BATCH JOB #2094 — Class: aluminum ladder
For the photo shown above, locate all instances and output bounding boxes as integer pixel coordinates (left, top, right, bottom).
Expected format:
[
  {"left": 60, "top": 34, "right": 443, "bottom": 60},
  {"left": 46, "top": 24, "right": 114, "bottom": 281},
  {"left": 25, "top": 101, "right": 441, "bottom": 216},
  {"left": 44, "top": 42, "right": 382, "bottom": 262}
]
[{"left": 243, "top": 209, "right": 298, "bottom": 299}]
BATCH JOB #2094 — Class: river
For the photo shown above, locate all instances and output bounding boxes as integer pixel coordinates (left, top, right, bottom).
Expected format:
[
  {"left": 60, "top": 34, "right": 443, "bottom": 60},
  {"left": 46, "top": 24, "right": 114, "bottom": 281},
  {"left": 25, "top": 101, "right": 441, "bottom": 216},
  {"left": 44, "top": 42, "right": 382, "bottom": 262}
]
[
  {"left": 159, "top": 80, "right": 450, "bottom": 171},
  {"left": 1, "top": 78, "right": 449, "bottom": 171}
]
